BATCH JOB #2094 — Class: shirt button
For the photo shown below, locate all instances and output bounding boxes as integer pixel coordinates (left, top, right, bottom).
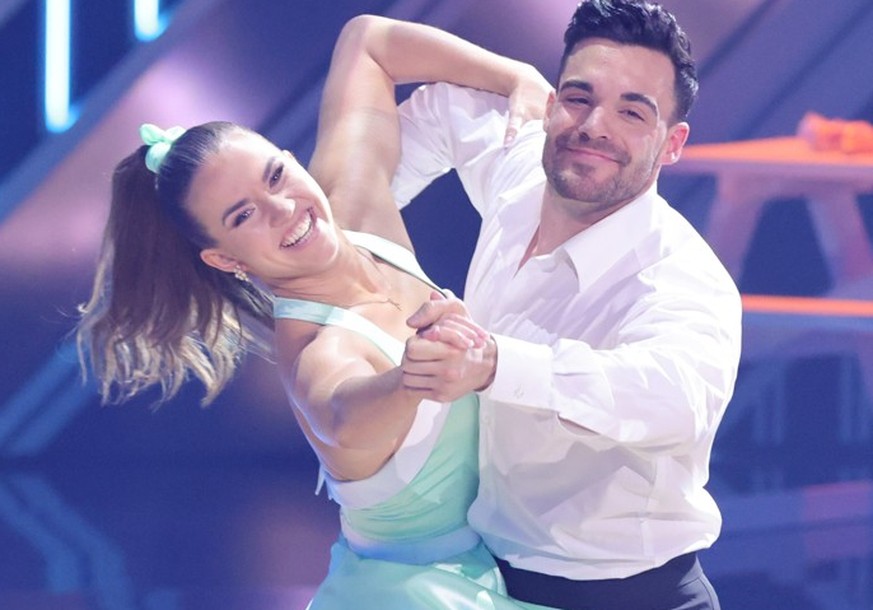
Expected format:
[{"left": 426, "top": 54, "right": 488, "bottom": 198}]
[{"left": 514, "top": 387, "right": 524, "bottom": 399}]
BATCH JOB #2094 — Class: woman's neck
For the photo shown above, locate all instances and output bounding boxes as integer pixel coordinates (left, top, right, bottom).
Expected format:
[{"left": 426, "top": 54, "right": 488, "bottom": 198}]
[{"left": 270, "top": 237, "right": 396, "bottom": 308}]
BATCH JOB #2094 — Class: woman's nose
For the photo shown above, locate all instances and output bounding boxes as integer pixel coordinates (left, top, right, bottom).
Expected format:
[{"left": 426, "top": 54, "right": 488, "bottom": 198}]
[{"left": 268, "top": 198, "right": 296, "bottom": 226}]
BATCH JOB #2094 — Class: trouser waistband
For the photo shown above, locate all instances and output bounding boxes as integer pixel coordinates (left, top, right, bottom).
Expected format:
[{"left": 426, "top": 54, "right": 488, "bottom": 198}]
[{"left": 495, "top": 552, "right": 713, "bottom": 610}]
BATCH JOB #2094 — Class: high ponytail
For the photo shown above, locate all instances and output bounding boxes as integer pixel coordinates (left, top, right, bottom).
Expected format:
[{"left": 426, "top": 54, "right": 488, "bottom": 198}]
[{"left": 77, "top": 124, "right": 274, "bottom": 406}]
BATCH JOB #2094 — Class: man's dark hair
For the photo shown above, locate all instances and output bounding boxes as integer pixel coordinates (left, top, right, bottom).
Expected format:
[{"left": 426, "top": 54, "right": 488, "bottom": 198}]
[{"left": 560, "top": 0, "right": 698, "bottom": 122}]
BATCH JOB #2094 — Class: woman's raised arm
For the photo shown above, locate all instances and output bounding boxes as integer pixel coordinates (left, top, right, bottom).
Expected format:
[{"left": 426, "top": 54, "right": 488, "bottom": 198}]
[{"left": 308, "top": 15, "right": 552, "bottom": 244}]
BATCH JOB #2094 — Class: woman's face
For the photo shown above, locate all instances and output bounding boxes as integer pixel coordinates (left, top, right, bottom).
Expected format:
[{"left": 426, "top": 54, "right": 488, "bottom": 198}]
[{"left": 187, "top": 130, "right": 342, "bottom": 285}]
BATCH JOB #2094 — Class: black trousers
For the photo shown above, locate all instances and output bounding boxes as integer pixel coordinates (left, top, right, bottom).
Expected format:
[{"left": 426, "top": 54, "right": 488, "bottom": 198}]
[{"left": 494, "top": 552, "right": 720, "bottom": 610}]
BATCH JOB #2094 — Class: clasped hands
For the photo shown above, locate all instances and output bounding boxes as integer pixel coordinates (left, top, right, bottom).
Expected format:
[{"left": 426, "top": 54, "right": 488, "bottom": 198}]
[{"left": 401, "top": 291, "right": 497, "bottom": 402}]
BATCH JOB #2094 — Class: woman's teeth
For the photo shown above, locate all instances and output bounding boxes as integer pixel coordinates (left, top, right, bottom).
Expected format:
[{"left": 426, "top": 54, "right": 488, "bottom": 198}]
[{"left": 281, "top": 211, "right": 313, "bottom": 248}]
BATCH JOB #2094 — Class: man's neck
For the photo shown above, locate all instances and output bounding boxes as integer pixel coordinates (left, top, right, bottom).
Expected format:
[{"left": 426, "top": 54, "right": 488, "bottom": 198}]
[{"left": 532, "top": 178, "right": 660, "bottom": 257}]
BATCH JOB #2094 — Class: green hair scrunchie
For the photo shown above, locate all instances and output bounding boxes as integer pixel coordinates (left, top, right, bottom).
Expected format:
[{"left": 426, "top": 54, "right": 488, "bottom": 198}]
[{"left": 139, "top": 123, "right": 186, "bottom": 174}]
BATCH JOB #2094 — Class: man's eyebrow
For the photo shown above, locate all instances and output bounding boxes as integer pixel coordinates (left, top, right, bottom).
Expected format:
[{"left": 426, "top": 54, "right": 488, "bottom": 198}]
[
  {"left": 621, "top": 92, "right": 659, "bottom": 116},
  {"left": 558, "top": 79, "right": 593, "bottom": 94}
]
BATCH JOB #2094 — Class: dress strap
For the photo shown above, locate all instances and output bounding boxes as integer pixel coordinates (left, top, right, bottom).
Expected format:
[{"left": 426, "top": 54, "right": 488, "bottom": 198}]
[
  {"left": 273, "top": 297, "right": 403, "bottom": 365},
  {"left": 344, "top": 230, "right": 443, "bottom": 294}
]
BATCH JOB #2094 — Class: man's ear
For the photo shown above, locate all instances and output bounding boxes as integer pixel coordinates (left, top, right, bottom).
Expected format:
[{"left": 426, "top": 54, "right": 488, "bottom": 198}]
[
  {"left": 200, "top": 248, "right": 241, "bottom": 274},
  {"left": 661, "top": 121, "right": 690, "bottom": 166}
]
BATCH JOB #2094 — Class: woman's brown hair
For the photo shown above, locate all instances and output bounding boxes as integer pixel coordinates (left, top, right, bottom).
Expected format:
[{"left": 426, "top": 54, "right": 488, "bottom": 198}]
[{"left": 77, "top": 122, "right": 274, "bottom": 405}]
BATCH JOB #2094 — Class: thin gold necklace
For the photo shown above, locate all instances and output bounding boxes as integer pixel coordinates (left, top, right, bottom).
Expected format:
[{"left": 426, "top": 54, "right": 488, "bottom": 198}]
[
  {"left": 345, "top": 294, "right": 402, "bottom": 311},
  {"left": 343, "top": 250, "right": 402, "bottom": 311}
]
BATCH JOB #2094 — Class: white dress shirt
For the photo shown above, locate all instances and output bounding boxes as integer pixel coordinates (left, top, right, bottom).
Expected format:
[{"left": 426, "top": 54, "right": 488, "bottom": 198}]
[{"left": 392, "top": 83, "right": 743, "bottom": 580}]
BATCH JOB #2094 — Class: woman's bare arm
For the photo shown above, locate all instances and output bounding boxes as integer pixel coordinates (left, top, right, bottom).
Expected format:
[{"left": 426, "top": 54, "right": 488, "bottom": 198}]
[{"left": 308, "top": 14, "right": 551, "bottom": 243}]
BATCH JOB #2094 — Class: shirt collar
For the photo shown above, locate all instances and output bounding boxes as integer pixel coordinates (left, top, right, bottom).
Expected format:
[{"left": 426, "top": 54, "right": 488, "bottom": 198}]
[
  {"left": 554, "top": 182, "right": 663, "bottom": 292},
  {"left": 494, "top": 175, "right": 547, "bottom": 260}
]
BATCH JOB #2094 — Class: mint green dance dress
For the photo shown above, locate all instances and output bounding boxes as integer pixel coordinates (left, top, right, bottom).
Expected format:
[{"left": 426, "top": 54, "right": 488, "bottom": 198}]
[{"left": 274, "top": 231, "right": 551, "bottom": 610}]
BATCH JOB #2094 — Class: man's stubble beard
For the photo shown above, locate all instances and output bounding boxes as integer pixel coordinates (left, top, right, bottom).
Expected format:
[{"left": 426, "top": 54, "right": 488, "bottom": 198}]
[{"left": 542, "top": 138, "right": 659, "bottom": 221}]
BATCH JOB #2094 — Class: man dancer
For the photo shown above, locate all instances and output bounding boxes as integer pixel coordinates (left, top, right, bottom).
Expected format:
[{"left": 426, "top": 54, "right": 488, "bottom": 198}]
[{"left": 394, "top": 2, "right": 742, "bottom": 608}]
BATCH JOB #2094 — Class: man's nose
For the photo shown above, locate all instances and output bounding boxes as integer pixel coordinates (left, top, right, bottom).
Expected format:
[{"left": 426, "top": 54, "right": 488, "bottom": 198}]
[{"left": 579, "top": 106, "right": 610, "bottom": 139}]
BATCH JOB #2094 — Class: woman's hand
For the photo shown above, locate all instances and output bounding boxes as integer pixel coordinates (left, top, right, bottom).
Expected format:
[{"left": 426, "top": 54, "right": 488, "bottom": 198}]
[
  {"left": 401, "top": 291, "right": 497, "bottom": 401},
  {"left": 504, "top": 63, "right": 553, "bottom": 146}
]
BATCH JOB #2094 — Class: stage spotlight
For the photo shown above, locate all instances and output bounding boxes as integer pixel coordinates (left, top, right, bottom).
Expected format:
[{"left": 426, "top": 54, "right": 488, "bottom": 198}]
[
  {"left": 44, "top": 0, "right": 76, "bottom": 132},
  {"left": 134, "top": 0, "right": 166, "bottom": 42}
]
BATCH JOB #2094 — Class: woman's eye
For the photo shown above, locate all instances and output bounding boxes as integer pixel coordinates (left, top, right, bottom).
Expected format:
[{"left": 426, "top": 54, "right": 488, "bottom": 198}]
[
  {"left": 269, "top": 165, "right": 284, "bottom": 188},
  {"left": 232, "top": 208, "right": 253, "bottom": 227}
]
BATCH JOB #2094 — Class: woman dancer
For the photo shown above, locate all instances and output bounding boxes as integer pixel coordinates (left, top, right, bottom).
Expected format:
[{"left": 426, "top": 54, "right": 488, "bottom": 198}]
[{"left": 77, "top": 15, "right": 553, "bottom": 609}]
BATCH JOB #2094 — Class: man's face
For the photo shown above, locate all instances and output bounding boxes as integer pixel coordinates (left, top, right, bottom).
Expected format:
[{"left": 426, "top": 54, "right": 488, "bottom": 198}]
[{"left": 542, "top": 38, "right": 689, "bottom": 223}]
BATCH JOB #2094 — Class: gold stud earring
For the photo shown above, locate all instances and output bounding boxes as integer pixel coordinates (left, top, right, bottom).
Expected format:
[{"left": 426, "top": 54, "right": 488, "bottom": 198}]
[{"left": 233, "top": 266, "right": 249, "bottom": 283}]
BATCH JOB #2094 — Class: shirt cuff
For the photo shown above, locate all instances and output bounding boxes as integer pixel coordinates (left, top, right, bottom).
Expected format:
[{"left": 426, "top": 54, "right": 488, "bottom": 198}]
[{"left": 484, "top": 334, "right": 553, "bottom": 411}]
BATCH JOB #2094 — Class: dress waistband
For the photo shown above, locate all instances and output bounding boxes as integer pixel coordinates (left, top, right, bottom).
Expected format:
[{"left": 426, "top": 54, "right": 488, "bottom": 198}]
[{"left": 340, "top": 523, "right": 481, "bottom": 565}]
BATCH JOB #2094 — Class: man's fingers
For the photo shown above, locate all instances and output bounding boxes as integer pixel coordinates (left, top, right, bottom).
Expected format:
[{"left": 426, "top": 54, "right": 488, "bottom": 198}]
[
  {"left": 401, "top": 368, "right": 462, "bottom": 392},
  {"left": 404, "top": 334, "right": 463, "bottom": 360},
  {"left": 406, "top": 296, "right": 466, "bottom": 329},
  {"left": 417, "top": 319, "right": 482, "bottom": 349}
]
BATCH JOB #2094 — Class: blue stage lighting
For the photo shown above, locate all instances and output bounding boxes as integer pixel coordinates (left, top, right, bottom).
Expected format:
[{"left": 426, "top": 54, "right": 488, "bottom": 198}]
[
  {"left": 44, "top": 0, "right": 76, "bottom": 132},
  {"left": 134, "top": 0, "right": 165, "bottom": 41}
]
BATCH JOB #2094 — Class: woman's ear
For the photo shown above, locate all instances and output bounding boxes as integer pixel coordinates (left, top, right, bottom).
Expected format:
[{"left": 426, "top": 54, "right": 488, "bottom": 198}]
[{"left": 200, "top": 248, "right": 241, "bottom": 274}]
